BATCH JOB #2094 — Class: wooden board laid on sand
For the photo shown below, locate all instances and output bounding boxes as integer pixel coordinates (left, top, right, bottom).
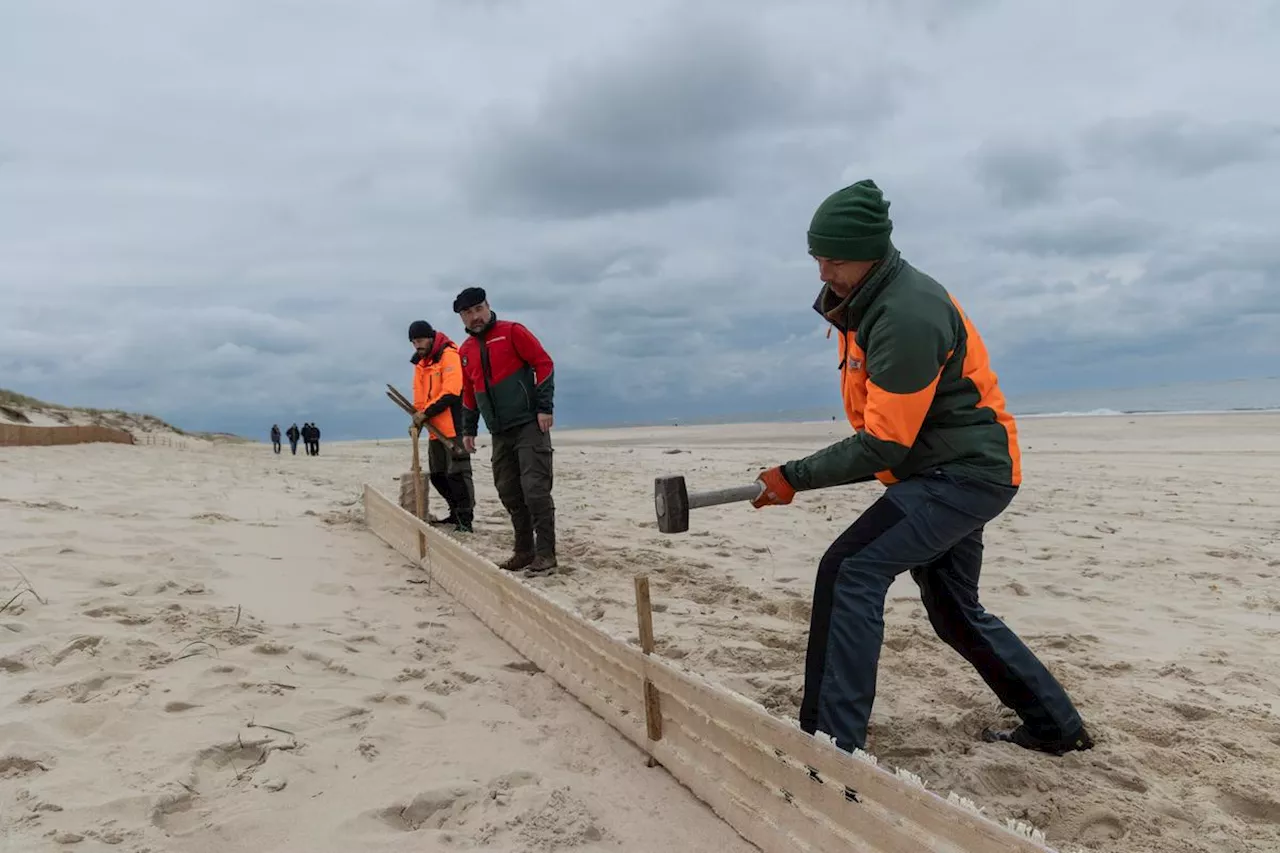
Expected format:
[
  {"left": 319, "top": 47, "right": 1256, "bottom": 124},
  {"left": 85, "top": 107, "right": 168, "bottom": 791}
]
[{"left": 362, "top": 483, "right": 1057, "bottom": 853}]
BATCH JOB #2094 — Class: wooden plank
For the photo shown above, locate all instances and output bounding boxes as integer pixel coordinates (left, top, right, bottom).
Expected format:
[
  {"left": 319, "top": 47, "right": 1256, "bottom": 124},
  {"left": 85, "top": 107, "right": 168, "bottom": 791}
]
[
  {"left": 659, "top": 681, "right": 950, "bottom": 853},
  {"left": 641, "top": 658, "right": 1048, "bottom": 853},
  {"left": 658, "top": 701, "right": 868, "bottom": 853},
  {"left": 649, "top": 734, "right": 820, "bottom": 853},
  {"left": 362, "top": 485, "right": 1055, "bottom": 853}
]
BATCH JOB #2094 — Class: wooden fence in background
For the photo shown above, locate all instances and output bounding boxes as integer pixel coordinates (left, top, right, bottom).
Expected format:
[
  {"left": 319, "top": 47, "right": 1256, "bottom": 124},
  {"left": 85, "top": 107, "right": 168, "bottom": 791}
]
[
  {"left": 0, "top": 424, "right": 135, "bottom": 447},
  {"left": 362, "top": 483, "right": 1057, "bottom": 853}
]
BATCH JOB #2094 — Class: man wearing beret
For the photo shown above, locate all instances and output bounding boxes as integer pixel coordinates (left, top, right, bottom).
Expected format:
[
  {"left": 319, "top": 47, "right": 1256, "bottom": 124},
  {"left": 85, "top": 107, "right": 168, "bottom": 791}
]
[
  {"left": 408, "top": 319, "right": 475, "bottom": 533},
  {"left": 752, "top": 180, "right": 1092, "bottom": 757},
  {"left": 453, "top": 287, "right": 558, "bottom": 575}
]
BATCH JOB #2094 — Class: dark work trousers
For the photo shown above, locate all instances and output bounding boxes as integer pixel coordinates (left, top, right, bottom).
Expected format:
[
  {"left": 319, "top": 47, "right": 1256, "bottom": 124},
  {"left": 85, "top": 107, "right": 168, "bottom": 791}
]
[
  {"left": 427, "top": 438, "right": 474, "bottom": 525},
  {"left": 490, "top": 420, "right": 555, "bottom": 557},
  {"left": 272, "top": 440, "right": 281, "bottom": 454},
  {"left": 289, "top": 439, "right": 298, "bottom": 455},
  {"left": 799, "top": 470, "right": 1083, "bottom": 752}
]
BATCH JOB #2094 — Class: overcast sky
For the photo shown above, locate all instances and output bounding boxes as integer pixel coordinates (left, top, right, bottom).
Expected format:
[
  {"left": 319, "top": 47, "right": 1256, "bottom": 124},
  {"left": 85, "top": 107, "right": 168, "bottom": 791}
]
[{"left": 3, "top": 0, "right": 1278, "bottom": 438}]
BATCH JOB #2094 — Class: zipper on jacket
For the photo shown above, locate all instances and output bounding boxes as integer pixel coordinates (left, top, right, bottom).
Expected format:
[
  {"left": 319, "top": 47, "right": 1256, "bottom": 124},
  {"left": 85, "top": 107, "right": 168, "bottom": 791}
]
[{"left": 477, "top": 334, "right": 500, "bottom": 433}]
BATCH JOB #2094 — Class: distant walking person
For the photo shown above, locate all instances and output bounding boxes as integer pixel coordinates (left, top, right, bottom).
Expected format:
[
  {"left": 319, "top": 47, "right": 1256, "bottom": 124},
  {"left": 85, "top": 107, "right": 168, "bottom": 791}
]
[
  {"left": 311, "top": 423, "right": 321, "bottom": 455},
  {"left": 286, "top": 422, "right": 300, "bottom": 455},
  {"left": 270, "top": 424, "right": 281, "bottom": 454},
  {"left": 408, "top": 319, "right": 475, "bottom": 533},
  {"left": 454, "top": 287, "right": 557, "bottom": 575}
]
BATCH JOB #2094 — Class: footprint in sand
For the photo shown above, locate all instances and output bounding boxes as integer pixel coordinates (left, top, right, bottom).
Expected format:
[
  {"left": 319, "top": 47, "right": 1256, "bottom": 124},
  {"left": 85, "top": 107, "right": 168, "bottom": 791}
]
[
  {"left": 1216, "top": 785, "right": 1280, "bottom": 825},
  {"left": 82, "top": 604, "right": 152, "bottom": 626},
  {"left": 150, "top": 788, "right": 198, "bottom": 832},
  {"left": 0, "top": 755, "right": 50, "bottom": 779},
  {"left": 0, "top": 655, "right": 28, "bottom": 673},
  {"left": 396, "top": 668, "right": 427, "bottom": 682},
  {"left": 375, "top": 771, "right": 543, "bottom": 833},
  {"left": 20, "top": 673, "right": 136, "bottom": 705},
  {"left": 50, "top": 635, "right": 104, "bottom": 665},
  {"left": 1073, "top": 808, "right": 1128, "bottom": 843}
]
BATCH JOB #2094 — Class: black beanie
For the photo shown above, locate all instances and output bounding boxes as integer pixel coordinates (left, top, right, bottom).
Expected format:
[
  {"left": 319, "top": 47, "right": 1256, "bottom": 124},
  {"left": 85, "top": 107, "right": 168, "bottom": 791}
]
[
  {"left": 408, "top": 320, "right": 434, "bottom": 340},
  {"left": 453, "top": 287, "right": 487, "bottom": 314}
]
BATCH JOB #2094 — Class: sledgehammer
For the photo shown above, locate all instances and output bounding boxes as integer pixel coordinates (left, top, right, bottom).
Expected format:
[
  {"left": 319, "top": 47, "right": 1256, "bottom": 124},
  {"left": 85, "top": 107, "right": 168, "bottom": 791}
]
[{"left": 654, "top": 475, "right": 764, "bottom": 534}]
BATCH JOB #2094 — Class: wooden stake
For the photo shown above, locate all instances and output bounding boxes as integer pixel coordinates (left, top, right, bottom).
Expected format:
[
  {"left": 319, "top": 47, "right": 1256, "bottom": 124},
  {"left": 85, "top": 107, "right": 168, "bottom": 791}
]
[
  {"left": 634, "top": 574, "right": 662, "bottom": 766},
  {"left": 410, "top": 426, "right": 426, "bottom": 560}
]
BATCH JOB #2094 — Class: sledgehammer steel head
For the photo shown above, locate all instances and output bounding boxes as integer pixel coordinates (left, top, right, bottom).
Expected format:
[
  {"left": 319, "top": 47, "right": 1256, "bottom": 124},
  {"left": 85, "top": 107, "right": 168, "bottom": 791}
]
[
  {"left": 655, "top": 475, "right": 690, "bottom": 534},
  {"left": 655, "top": 476, "right": 766, "bottom": 534}
]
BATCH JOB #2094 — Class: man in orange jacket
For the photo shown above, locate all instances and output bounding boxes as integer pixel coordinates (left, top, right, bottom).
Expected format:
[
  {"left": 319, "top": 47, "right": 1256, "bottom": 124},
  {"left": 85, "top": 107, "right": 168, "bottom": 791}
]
[{"left": 409, "top": 320, "right": 475, "bottom": 533}]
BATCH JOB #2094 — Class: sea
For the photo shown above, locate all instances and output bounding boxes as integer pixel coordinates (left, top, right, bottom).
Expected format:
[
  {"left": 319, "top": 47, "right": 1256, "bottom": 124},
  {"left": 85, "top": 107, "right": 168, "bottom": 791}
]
[
  {"left": 1005, "top": 376, "right": 1280, "bottom": 419},
  {"left": 665, "top": 376, "right": 1280, "bottom": 427}
]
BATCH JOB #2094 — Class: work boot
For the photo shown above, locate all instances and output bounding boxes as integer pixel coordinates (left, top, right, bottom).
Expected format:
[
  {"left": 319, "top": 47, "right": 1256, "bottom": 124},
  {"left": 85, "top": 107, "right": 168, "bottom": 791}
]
[
  {"left": 523, "top": 554, "right": 558, "bottom": 577},
  {"left": 429, "top": 514, "right": 457, "bottom": 526},
  {"left": 454, "top": 520, "right": 474, "bottom": 534},
  {"left": 981, "top": 724, "right": 1094, "bottom": 756},
  {"left": 498, "top": 552, "right": 535, "bottom": 572}
]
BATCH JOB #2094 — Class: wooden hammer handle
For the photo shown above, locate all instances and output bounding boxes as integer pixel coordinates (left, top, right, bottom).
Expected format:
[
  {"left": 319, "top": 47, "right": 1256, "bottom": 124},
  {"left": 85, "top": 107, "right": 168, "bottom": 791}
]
[{"left": 384, "top": 385, "right": 467, "bottom": 455}]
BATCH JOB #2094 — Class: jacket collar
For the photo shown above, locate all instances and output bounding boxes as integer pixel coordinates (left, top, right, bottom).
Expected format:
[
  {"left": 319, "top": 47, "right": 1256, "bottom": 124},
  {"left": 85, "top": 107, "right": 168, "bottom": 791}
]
[
  {"left": 811, "top": 244, "right": 903, "bottom": 333},
  {"left": 410, "top": 330, "right": 457, "bottom": 365},
  {"left": 466, "top": 311, "right": 499, "bottom": 340}
]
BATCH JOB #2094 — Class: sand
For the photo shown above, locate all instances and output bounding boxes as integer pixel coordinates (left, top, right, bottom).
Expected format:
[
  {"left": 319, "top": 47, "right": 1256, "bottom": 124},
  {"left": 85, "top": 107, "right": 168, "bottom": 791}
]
[{"left": 3, "top": 413, "right": 1280, "bottom": 852}]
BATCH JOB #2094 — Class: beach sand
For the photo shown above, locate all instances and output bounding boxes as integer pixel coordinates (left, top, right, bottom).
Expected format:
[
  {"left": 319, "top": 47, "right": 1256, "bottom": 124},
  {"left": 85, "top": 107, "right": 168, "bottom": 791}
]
[{"left": 3, "top": 413, "right": 1279, "bottom": 852}]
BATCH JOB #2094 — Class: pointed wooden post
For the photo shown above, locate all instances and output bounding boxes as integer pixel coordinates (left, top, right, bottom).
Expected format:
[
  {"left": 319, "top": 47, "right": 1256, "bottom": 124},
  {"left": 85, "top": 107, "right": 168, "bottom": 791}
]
[
  {"left": 634, "top": 574, "right": 662, "bottom": 766},
  {"left": 410, "top": 426, "right": 426, "bottom": 560}
]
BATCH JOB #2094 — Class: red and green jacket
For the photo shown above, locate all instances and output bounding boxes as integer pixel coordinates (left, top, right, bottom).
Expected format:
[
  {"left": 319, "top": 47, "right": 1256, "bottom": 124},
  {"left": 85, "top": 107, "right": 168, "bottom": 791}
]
[
  {"left": 783, "top": 245, "right": 1022, "bottom": 490},
  {"left": 458, "top": 314, "right": 555, "bottom": 436}
]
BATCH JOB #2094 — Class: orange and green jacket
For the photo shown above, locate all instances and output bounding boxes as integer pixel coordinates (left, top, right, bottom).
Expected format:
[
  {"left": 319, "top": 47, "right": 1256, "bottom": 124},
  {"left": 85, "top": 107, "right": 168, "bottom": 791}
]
[
  {"left": 412, "top": 332, "right": 464, "bottom": 441},
  {"left": 783, "top": 245, "right": 1022, "bottom": 490}
]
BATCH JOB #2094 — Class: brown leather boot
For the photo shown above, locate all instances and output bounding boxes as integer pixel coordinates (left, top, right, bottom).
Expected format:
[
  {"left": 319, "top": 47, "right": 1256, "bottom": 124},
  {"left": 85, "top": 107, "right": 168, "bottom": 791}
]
[
  {"left": 523, "top": 554, "right": 558, "bottom": 577},
  {"left": 498, "top": 552, "right": 535, "bottom": 572}
]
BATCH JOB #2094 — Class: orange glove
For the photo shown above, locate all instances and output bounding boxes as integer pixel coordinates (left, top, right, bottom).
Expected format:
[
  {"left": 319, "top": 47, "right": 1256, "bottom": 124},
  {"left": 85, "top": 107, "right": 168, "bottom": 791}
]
[{"left": 752, "top": 467, "right": 795, "bottom": 508}]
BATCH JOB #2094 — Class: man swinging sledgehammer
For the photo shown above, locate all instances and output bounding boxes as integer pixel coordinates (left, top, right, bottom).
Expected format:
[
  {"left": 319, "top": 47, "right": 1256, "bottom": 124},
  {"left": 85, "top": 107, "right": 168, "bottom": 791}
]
[{"left": 751, "top": 179, "right": 1093, "bottom": 757}]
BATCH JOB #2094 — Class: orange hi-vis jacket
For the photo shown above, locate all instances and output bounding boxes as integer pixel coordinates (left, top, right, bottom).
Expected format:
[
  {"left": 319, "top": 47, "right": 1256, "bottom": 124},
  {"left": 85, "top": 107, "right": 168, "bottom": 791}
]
[
  {"left": 782, "top": 246, "right": 1022, "bottom": 492},
  {"left": 412, "top": 332, "right": 464, "bottom": 441}
]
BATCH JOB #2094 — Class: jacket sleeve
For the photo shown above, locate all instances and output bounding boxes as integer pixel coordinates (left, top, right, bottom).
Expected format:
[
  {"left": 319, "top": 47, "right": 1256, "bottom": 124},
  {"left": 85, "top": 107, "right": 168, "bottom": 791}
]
[
  {"left": 459, "top": 347, "right": 480, "bottom": 436},
  {"left": 412, "top": 363, "right": 428, "bottom": 411},
  {"left": 510, "top": 323, "right": 555, "bottom": 414},
  {"left": 423, "top": 349, "right": 464, "bottom": 418},
  {"left": 783, "top": 310, "right": 952, "bottom": 490}
]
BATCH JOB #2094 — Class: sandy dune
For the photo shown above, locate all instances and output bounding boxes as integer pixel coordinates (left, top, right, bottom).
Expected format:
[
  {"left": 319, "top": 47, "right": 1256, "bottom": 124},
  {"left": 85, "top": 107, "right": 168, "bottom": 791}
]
[{"left": 4, "top": 412, "right": 1280, "bottom": 852}]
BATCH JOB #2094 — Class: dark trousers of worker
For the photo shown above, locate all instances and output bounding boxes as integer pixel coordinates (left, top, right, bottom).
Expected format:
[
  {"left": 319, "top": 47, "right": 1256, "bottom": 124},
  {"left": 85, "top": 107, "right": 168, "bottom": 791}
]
[
  {"left": 799, "top": 470, "right": 1083, "bottom": 752},
  {"left": 272, "top": 440, "right": 281, "bottom": 454},
  {"left": 427, "top": 438, "right": 474, "bottom": 526},
  {"left": 289, "top": 439, "right": 298, "bottom": 455},
  {"left": 490, "top": 420, "right": 555, "bottom": 557}
]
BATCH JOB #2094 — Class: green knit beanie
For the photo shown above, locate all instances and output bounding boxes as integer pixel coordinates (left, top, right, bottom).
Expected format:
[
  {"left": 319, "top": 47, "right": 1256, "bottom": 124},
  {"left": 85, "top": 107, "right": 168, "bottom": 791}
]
[{"left": 807, "top": 179, "right": 893, "bottom": 261}]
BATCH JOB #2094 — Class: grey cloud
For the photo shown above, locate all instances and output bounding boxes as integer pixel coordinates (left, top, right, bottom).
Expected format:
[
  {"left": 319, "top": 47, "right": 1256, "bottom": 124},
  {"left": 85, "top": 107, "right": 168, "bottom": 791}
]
[
  {"left": 972, "top": 141, "right": 1069, "bottom": 208},
  {"left": 3, "top": 1, "right": 1279, "bottom": 436},
  {"left": 985, "top": 202, "right": 1163, "bottom": 257},
  {"left": 1083, "top": 113, "right": 1280, "bottom": 177},
  {"left": 458, "top": 14, "right": 895, "bottom": 218}
]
